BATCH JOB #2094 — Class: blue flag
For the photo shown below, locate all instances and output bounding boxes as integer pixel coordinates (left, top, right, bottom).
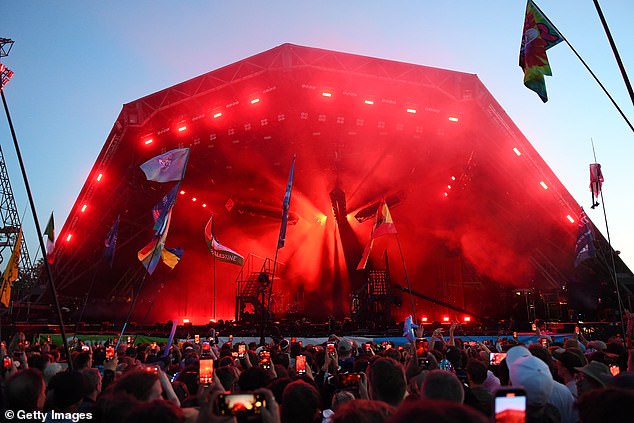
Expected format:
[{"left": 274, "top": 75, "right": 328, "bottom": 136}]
[
  {"left": 574, "top": 210, "right": 596, "bottom": 267},
  {"left": 140, "top": 148, "right": 190, "bottom": 183},
  {"left": 277, "top": 156, "right": 295, "bottom": 249},
  {"left": 153, "top": 185, "right": 179, "bottom": 233},
  {"left": 103, "top": 215, "right": 120, "bottom": 267}
]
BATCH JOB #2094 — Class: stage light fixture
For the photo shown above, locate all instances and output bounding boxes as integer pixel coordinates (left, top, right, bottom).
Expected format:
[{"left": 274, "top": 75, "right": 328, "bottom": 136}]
[
  {"left": 177, "top": 124, "right": 187, "bottom": 132},
  {"left": 213, "top": 112, "right": 223, "bottom": 118},
  {"left": 81, "top": 204, "right": 87, "bottom": 213},
  {"left": 406, "top": 108, "right": 417, "bottom": 114},
  {"left": 202, "top": 203, "right": 207, "bottom": 208},
  {"left": 566, "top": 215, "right": 575, "bottom": 223},
  {"left": 143, "top": 139, "right": 153, "bottom": 145},
  {"left": 540, "top": 181, "right": 548, "bottom": 190},
  {"left": 364, "top": 99, "right": 374, "bottom": 105},
  {"left": 421, "top": 317, "right": 428, "bottom": 322},
  {"left": 96, "top": 173, "right": 103, "bottom": 182},
  {"left": 447, "top": 185, "right": 452, "bottom": 189},
  {"left": 513, "top": 147, "right": 522, "bottom": 156},
  {"left": 322, "top": 91, "right": 332, "bottom": 97},
  {"left": 180, "top": 190, "right": 186, "bottom": 195},
  {"left": 192, "top": 197, "right": 197, "bottom": 202},
  {"left": 463, "top": 316, "right": 471, "bottom": 322},
  {"left": 250, "top": 98, "right": 260, "bottom": 104},
  {"left": 443, "top": 316, "right": 450, "bottom": 322},
  {"left": 443, "top": 192, "right": 448, "bottom": 197},
  {"left": 451, "top": 176, "right": 456, "bottom": 181},
  {"left": 66, "top": 234, "right": 72, "bottom": 242},
  {"left": 183, "top": 318, "right": 191, "bottom": 324}
]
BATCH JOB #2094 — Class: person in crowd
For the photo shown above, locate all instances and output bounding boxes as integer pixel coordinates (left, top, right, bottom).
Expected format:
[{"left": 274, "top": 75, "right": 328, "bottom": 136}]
[
  {"left": 552, "top": 348, "right": 587, "bottom": 398},
  {"left": 3, "top": 368, "right": 46, "bottom": 412},
  {"left": 577, "top": 386, "right": 634, "bottom": 423},
  {"left": 420, "top": 370, "right": 464, "bottom": 404},
  {"left": 78, "top": 368, "right": 102, "bottom": 412},
  {"left": 367, "top": 357, "right": 407, "bottom": 408},
  {"left": 45, "top": 370, "right": 90, "bottom": 414},
  {"left": 386, "top": 399, "right": 488, "bottom": 423},
  {"left": 464, "top": 359, "right": 493, "bottom": 417},
  {"left": 281, "top": 379, "right": 322, "bottom": 423},
  {"left": 330, "top": 399, "right": 395, "bottom": 423},
  {"left": 575, "top": 360, "right": 613, "bottom": 397}
]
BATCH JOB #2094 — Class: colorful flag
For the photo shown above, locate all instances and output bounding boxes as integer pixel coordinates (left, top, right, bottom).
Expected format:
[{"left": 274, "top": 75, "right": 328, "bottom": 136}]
[
  {"left": 103, "top": 215, "right": 120, "bottom": 267},
  {"left": 277, "top": 156, "right": 296, "bottom": 249},
  {"left": 589, "top": 163, "right": 604, "bottom": 209},
  {"left": 140, "top": 148, "right": 190, "bottom": 183},
  {"left": 1, "top": 228, "right": 22, "bottom": 308},
  {"left": 574, "top": 210, "right": 596, "bottom": 267},
  {"left": 357, "top": 200, "right": 398, "bottom": 270},
  {"left": 138, "top": 210, "right": 172, "bottom": 274},
  {"left": 44, "top": 212, "right": 55, "bottom": 264},
  {"left": 519, "top": 0, "right": 563, "bottom": 102},
  {"left": 152, "top": 185, "right": 179, "bottom": 233},
  {"left": 161, "top": 247, "right": 184, "bottom": 269},
  {"left": 204, "top": 215, "right": 244, "bottom": 266}
]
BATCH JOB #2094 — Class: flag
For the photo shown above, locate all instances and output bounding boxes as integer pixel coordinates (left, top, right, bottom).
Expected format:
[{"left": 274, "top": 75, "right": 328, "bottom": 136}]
[
  {"left": 140, "top": 148, "right": 190, "bottom": 183},
  {"left": 519, "top": 0, "right": 563, "bottom": 102},
  {"left": 103, "top": 215, "right": 120, "bottom": 267},
  {"left": 589, "top": 163, "right": 604, "bottom": 209},
  {"left": 1, "top": 228, "right": 22, "bottom": 308},
  {"left": 277, "top": 156, "right": 296, "bottom": 249},
  {"left": 138, "top": 210, "right": 172, "bottom": 274},
  {"left": 161, "top": 247, "right": 184, "bottom": 269},
  {"left": 204, "top": 215, "right": 244, "bottom": 266},
  {"left": 357, "top": 200, "right": 398, "bottom": 270},
  {"left": 44, "top": 212, "right": 55, "bottom": 264},
  {"left": 574, "top": 210, "right": 596, "bottom": 267},
  {"left": 152, "top": 185, "right": 179, "bottom": 233}
]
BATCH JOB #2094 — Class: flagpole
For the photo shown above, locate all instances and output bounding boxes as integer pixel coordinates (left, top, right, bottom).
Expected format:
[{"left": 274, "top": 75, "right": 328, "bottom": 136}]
[
  {"left": 592, "top": 0, "right": 634, "bottom": 108},
  {"left": 531, "top": 1, "right": 634, "bottom": 133},
  {"left": 395, "top": 234, "right": 417, "bottom": 321},
  {"left": 590, "top": 140, "right": 626, "bottom": 340},
  {"left": 1, "top": 89, "right": 73, "bottom": 370},
  {"left": 213, "top": 254, "right": 217, "bottom": 321}
]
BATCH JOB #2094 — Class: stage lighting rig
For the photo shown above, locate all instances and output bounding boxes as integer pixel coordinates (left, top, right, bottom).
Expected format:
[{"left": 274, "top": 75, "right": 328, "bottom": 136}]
[{"left": 0, "top": 38, "right": 14, "bottom": 58}]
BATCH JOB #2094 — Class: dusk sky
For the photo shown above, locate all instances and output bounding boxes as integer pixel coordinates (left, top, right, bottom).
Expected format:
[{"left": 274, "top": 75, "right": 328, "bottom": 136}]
[{"left": 2, "top": 1, "right": 633, "bottom": 272}]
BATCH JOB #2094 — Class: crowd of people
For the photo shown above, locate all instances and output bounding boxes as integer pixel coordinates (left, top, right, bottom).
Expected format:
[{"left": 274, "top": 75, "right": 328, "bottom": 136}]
[{"left": 1, "top": 320, "right": 634, "bottom": 423}]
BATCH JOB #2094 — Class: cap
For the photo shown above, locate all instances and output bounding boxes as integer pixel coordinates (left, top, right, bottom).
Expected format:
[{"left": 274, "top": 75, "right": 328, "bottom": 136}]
[
  {"left": 510, "top": 355, "right": 554, "bottom": 405},
  {"left": 506, "top": 345, "right": 531, "bottom": 367},
  {"left": 338, "top": 338, "right": 353, "bottom": 353},
  {"left": 575, "top": 361, "right": 612, "bottom": 387},
  {"left": 587, "top": 340, "right": 607, "bottom": 351},
  {"left": 552, "top": 349, "right": 587, "bottom": 372}
]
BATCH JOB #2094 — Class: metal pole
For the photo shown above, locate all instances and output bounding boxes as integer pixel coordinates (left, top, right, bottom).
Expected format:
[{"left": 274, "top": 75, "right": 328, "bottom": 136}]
[{"left": 1, "top": 89, "right": 73, "bottom": 369}]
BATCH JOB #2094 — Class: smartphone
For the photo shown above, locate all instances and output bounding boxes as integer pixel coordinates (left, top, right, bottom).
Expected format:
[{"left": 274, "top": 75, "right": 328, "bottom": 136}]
[
  {"left": 199, "top": 357, "right": 214, "bottom": 385},
  {"left": 513, "top": 332, "right": 518, "bottom": 338},
  {"left": 469, "top": 341, "right": 477, "bottom": 347},
  {"left": 291, "top": 337, "right": 297, "bottom": 343},
  {"left": 338, "top": 373, "right": 361, "bottom": 389},
  {"left": 259, "top": 350, "right": 271, "bottom": 369},
  {"left": 296, "top": 355, "right": 306, "bottom": 375},
  {"left": 127, "top": 336, "right": 132, "bottom": 344},
  {"left": 365, "top": 342, "right": 372, "bottom": 352},
  {"left": 217, "top": 393, "right": 266, "bottom": 416},
  {"left": 238, "top": 343, "right": 246, "bottom": 358},
  {"left": 610, "top": 365, "right": 620, "bottom": 376},
  {"left": 490, "top": 352, "right": 507, "bottom": 366},
  {"left": 327, "top": 342, "right": 335, "bottom": 354},
  {"left": 541, "top": 338, "right": 548, "bottom": 347},
  {"left": 495, "top": 388, "right": 526, "bottom": 423},
  {"left": 81, "top": 345, "right": 90, "bottom": 352},
  {"left": 195, "top": 334, "right": 200, "bottom": 344},
  {"left": 385, "top": 343, "right": 392, "bottom": 350},
  {"left": 202, "top": 342, "right": 211, "bottom": 356},
  {"left": 575, "top": 326, "right": 580, "bottom": 335},
  {"left": 418, "top": 356, "right": 430, "bottom": 368},
  {"left": 3, "top": 356, "right": 11, "bottom": 369},
  {"left": 105, "top": 346, "right": 115, "bottom": 360}
]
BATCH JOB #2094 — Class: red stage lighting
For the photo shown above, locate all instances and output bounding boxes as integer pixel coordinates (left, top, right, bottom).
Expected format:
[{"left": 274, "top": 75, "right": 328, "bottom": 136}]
[
  {"left": 250, "top": 98, "right": 260, "bottom": 104},
  {"left": 451, "top": 176, "right": 456, "bottom": 181},
  {"left": 448, "top": 116, "right": 459, "bottom": 122},
  {"left": 463, "top": 316, "right": 471, "bottom": 322},
  {"left": 321, "top": 92, "right": 332, "bottom": 97},
  {"left": 96, "top": 173, "right": 103, "bottom": 182},
  {"left": 443, "top": 192, "right": 448, "bottom": 197},
  {"left": 364, "top": 99, "right": 374, "bottom": 105},
  {"left": 180, "top": 190, "right": 186, "bottom": 195},
  {"left": 566, "top": 215, "right": 575, "bottom": 223},
  {"left": 143, "top": 138, "right": 153, "bottom": 145},
  {"left": 513, "top": 147, "right": 522, "bottom": 156},
  {"left": 202, "top": 203, "right": 207, "bottom": 208},
  {"left": 81, "top": 204, "right": 87, "bottom": 213},
  {"left": 66, "top": 234, "right": 73, "bottom": 242},
  {"left": 192, "top": 197, "right": 197, "bottom": 202},
  {"left": 183, "top": 318, "right": 190, "bottom": 323},
  {"left": 447, "top": 185, "right": 452, "bottom": 189},
  {"left": 540, "top": 181, "right": 548, "bottom": 190},
  {"left": 443, "top": 316, "right": 450, "bottom": 322},
  {"left": 177, "top": 124, "right": 187, "bottom": 132},
  {"left": 421, "top": 317, "right": 428, "bottom": 323},
  {"left": 213, "top": 112, "right": 223, "bottom": 118},
  {"left": 406, "top": 108, "right": 417, "bottom": 114}
]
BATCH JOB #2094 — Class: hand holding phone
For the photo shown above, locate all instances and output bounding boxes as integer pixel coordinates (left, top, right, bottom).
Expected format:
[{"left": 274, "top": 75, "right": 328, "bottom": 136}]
[
  {"left": 217, "top": 393, "right": 266, "bottom": 416},
  {"left": 199, "top": 357, "right": 214, "bottom": 385},
  {"left": 296, "top": 355, "right": 306, "bottom": 375},
  {"left": 238, "top": 343, "right": 246, "bottom": 358}
]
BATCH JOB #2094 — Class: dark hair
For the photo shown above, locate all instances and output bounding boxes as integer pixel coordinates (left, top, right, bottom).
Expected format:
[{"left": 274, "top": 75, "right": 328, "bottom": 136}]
[
  {"left": 238, "top": 366, "right": 271, "bottom": 391},
  {"left": 369, "top": 357, "right": 406, "bottom": 407},
  {"left": 577, "top": 386, "right": 634, "bottom": 423},
  {"left": 124, "top": 399, "right": 184, "bottom": 423},
  {"left": 331, "top": 399, "right": 395, "bottom": 423},
  {"left": 93, "top": 392, "right": 141, "bottom": 422},
  {"left": 5, "top": 368, "right": 45, "bottom": 411},
  {"left": 47, "top": 370, "right": 90, "bottom": 409},
  {"left": 267, "top": 376, "right": 292, "bottom": 403},
  {"left": 113, "top": 370, "right": 159, "bottom": 401},
  {"left": 74, "top": 351, "right": 92, "bottom": 370},
  {"left": 282, "top": 380, "right": 321, "bottom": 423},
  {"left": 27, "top": 353, "right": 51, "bottom": 372},
  {"left": 421, "top": 370, "right": 464, "bottom": 403},
  {"left": 386, "top": 399, "right": 488, "bottom": 423},
  {"left": 465, "top": 359, "right": 487, "bottom": 385}
]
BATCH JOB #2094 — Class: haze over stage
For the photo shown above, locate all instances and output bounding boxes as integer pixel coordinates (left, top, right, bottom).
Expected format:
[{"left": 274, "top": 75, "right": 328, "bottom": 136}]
[{"left": 52, "top": 44, "right": 630, "bottom": 325}]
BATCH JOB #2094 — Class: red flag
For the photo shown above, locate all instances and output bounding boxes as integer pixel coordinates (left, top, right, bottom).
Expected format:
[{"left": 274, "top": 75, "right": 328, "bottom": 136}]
[{"left": 357, "top": 200, "right": 397, "bottom": 270}]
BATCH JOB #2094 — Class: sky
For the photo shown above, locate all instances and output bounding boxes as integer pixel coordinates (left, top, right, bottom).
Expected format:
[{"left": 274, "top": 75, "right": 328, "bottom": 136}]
[{"left": 1, "top": 1, "right": 633, "bottom": 273}]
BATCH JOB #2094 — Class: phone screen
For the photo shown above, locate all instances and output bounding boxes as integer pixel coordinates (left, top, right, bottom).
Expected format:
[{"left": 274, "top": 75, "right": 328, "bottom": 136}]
[
  {"left": 195, "top": 334, "right": 200, "bottom": 344},
  {"left": 490, "top": 352, "right": 507, "bottom": 366},
  {"left": 610, "top": 365, "right": 620, "bottom": 376},
  {"left": 199, "top": 357, "right": 214, "bottom": 385},
  {"left": 3, "top": 356, "right": 11, "bottom": 369},
  {"left": 106, "top": 346, "right": 115, "bottom": 360},
  {"left": 238, "top": 344, "right": 246, "bottom": 358},
  {"left": 327, "top": 343, "right": 335, "bottom": 354},
  {"left": 338, "top": 373, "right": 361, "bottom": 388},
  {"left": 217, "top": 393, "right": 265, "bottom": 416},
  {"left": 296, "top": 355, "right": 306, "bottom": 375},
  {"left": 495, "top": 389, "right": 526, "bottom": 423},
  {"left": 259, "top": 350, "right": 271, "bottom": 369}
]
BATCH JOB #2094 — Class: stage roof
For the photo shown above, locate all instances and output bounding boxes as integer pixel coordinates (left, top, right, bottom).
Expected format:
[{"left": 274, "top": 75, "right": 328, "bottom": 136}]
[{"left": 51, "top": 43, "right": 629, "bottom": 324}]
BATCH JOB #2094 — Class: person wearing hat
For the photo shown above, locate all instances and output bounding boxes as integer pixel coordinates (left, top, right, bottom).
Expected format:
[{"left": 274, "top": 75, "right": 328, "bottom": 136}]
[
  {"left": 552, "top": 348, "right": 587, "bottom": 398},
  {"left": 575, "top": 360, "right": 613, "bottom": 397},
  {"left": 506, "top": 346, "right": 577, "bottom": 423}
]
